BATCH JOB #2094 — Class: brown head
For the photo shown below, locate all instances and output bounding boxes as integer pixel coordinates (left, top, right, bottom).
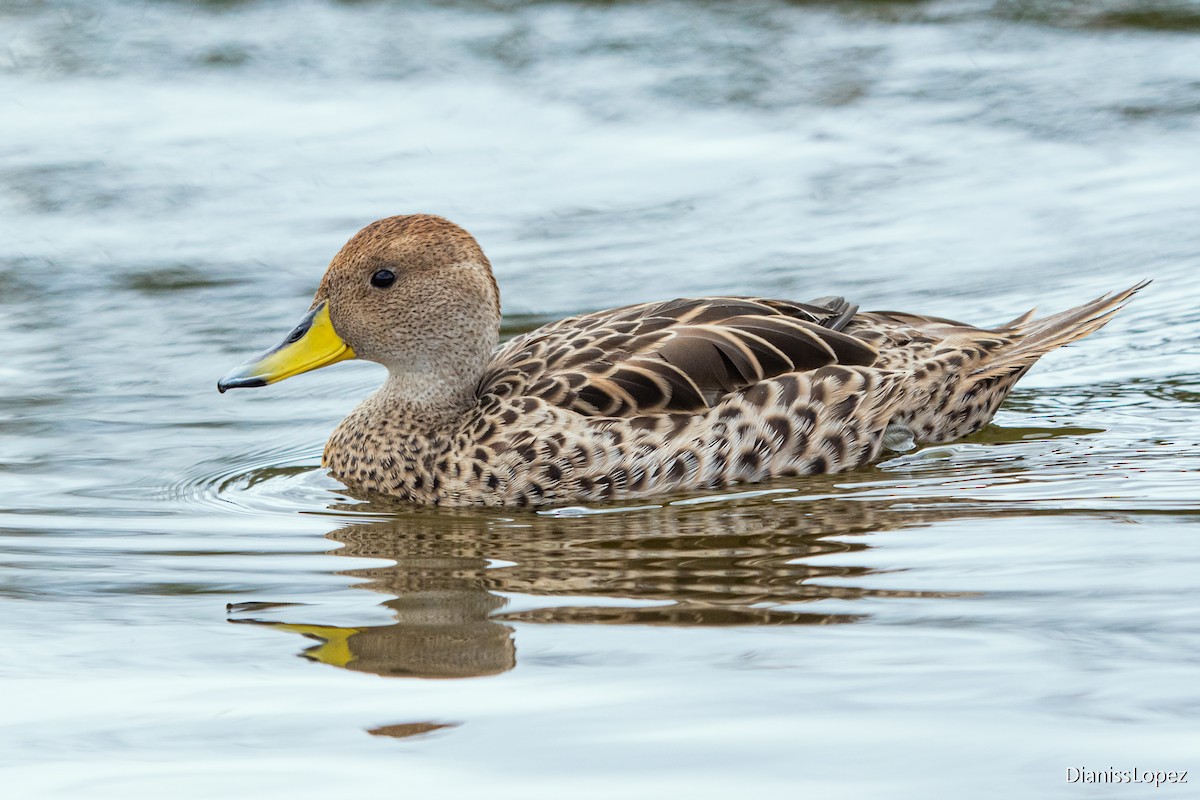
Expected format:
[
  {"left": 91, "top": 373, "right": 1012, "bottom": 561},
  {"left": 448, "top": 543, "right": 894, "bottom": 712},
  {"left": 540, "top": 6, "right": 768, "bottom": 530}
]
[{"left": 218, "top": 215, "right": 501, "bottom": 404}]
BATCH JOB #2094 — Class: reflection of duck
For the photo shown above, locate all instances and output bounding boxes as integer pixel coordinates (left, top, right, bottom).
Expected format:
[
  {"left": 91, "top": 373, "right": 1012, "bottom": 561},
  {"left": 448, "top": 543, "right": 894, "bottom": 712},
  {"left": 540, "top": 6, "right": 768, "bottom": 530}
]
[
  {"left": 218, "top": 214, "right": 1144, "bottom": 507},
  {"left": 234, "top": 493, "right": 970, "bottom": 679}
]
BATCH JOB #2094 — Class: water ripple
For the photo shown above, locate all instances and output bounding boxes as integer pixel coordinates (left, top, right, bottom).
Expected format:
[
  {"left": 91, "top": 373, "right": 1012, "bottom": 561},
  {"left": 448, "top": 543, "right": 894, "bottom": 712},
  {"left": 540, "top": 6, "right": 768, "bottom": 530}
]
[{"left": 108, "top": 443, "right": 353, "bottom": 518}]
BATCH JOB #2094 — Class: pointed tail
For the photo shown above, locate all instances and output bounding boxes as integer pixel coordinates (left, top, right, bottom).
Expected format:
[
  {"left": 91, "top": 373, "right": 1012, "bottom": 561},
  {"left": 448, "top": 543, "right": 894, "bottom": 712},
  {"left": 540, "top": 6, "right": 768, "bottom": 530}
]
[{"left": 971, "top": 280, "right": 1149, "bottom": 382}]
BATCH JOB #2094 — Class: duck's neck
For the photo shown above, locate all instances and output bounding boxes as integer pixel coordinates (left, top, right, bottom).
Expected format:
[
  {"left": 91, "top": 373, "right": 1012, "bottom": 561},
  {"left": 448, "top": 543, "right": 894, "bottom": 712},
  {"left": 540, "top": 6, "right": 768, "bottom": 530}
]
[
  {"left": 375, "top": 370, "right": 481, "bottom": 428},
  {"left": 323, "top": 368, "right": 481, "bottom": 498}
]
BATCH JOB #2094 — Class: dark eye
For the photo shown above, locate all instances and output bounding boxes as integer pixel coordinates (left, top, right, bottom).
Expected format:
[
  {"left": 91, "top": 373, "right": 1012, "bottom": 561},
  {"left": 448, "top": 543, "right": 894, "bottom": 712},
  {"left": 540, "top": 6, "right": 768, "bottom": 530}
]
[{"left": 370, "top": 269, "right": 396, "bottom": 289}]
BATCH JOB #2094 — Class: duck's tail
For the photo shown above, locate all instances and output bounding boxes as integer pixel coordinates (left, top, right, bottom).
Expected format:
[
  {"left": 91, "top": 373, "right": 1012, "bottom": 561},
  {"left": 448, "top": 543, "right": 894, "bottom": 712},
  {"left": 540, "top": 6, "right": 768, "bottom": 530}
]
[
  {"left": 972, "top": 280, "right": 1149, "bottom": 383},
  {"left": 891, "top": 281, "right": 1148, "bottom": 446}
]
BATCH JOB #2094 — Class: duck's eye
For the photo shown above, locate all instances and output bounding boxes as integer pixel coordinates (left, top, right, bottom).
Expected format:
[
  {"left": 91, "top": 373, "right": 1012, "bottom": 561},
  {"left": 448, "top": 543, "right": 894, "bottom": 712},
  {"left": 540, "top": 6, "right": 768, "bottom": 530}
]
[{"left": 370, "top": 269, "right": 396, "bottom": 289}]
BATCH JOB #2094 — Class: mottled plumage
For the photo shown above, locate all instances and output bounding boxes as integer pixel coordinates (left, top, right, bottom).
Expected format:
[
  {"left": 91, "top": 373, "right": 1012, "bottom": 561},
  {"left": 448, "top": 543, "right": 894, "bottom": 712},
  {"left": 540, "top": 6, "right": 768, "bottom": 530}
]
[{"left": 220, "top": 214, "right": 1146, "bottom": 507}]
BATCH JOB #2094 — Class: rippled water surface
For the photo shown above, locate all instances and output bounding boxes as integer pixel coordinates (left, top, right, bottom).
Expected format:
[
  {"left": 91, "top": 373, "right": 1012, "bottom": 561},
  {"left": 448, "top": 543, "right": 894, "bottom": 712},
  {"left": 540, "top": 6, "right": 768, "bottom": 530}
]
[{"left": 3, "top": 1, "right": 1200, "bottom": 797}]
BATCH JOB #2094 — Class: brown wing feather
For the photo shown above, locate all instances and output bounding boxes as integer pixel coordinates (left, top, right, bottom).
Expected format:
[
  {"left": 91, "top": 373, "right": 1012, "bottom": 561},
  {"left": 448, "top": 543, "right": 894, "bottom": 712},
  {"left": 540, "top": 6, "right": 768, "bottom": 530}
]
[{"left": 482, "top": 296, "right": 877, "bottom": 416}]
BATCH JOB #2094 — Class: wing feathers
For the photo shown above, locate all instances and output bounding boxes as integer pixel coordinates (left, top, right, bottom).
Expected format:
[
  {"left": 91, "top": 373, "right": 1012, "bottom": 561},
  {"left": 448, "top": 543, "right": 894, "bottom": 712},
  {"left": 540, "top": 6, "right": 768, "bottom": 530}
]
[{"left": 483, "top": 295, "right": 879, "bottom": 417}]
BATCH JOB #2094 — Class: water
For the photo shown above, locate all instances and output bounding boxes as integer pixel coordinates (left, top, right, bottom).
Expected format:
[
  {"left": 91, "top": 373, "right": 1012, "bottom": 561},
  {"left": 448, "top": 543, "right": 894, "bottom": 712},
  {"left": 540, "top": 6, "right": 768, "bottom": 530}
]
[{"left": 3, "top": 1, "right": 1200, "bottom": 796}]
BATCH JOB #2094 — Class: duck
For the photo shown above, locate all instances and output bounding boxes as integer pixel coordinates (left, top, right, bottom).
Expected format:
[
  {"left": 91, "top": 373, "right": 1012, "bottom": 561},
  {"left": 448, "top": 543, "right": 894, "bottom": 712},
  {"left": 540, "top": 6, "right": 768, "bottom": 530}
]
[{"left": 218, "top": 214, "right": 1145, "bottom": 508}]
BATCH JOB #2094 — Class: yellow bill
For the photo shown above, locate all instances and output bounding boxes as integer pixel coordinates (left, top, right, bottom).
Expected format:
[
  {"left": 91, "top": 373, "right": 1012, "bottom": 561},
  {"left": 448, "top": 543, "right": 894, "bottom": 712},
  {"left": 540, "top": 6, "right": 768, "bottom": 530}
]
[{"left": 218, "top": 301, "right": 355, "bottom": 392}]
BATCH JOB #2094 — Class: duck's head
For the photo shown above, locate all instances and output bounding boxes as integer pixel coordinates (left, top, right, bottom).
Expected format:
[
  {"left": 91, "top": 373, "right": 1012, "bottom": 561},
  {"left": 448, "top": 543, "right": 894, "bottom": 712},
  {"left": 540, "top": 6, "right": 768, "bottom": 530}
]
[{"left": 218, "top": 215, "right": 501, "bottom": 396}]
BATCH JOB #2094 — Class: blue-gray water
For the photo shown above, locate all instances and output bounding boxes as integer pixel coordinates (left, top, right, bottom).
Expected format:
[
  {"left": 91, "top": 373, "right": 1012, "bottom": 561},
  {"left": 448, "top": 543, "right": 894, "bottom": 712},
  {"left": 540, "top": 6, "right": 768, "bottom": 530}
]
[{"left": 3, "top": 1, "right": 1199, "bottom": 797}]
